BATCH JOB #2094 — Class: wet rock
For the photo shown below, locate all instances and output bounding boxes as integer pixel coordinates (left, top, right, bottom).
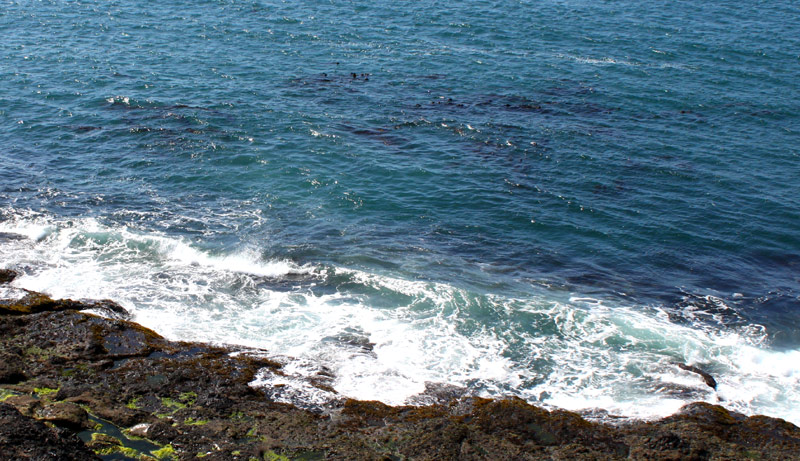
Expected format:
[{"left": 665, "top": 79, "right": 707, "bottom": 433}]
[
  {"left": 74, "top": 298, "right": 131, "bottom": 320},
  {"left": 102, "top": 322, "right": 160, "bottom": 357},
  {"left": 406, "top": 382, "right": 468, "bottom": 406},
  {"left": 645, "top": 431, "right": 690, "bottom": 452},
  {"left": 0, "top": 290, "right": 131, "bottom": 320},
  {"left": 35, "top": 402, "right": 91, "bottom": 430},
  {"left": 147, "top": 419, "right": 182, "bottom": 441},
  {"left": 85, "top": 432, "right": 123, "bottom": 452},
  {"left": 0, "top": 290, "right": 60, "bottom": 314},
  {"left": 56, "top": 385, "right": 94, "bottom": 401},
  {"left": 674, "top": 401, "right": 744, "bottom": 425},
  {"left": 0, "top": 232, "right": 27, "bottom": 242},
  {"left": 127, "top": 422, "right": 152, "bottom": 438},
  {"left": 3, "top": 394, "right": 41, "bottom": 416},
  {"left": 95, "top": 402, "right": 148, "bottom": 427},
  {"left": 323, "top": 327, "right": 375, "bottom": 355},
  {"left": 675, "top": 362, "right": 718, "bottom": 390},
  {"left": 0, "top": 268, "right": 19, "bottom": 284},
  {"left": 0, "top": 353, "right": 25, "bottom": 384},
  {"left": 0, "top": 403, "right": 98, "bottom": 460},
  {"left": 649, "top": 380, "right": 707, "bottom": 399},
  {"left": 341, "top": 399, "right": 393, "bottom": 427}
]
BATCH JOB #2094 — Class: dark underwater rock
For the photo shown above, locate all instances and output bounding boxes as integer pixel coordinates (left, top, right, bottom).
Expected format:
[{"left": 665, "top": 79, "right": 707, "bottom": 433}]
[
  {"left": 1, "top": 289, "right": 799, "bottom": 460},
  {"left": 406, "top": 381, "right": 468, "bottom": 406}
]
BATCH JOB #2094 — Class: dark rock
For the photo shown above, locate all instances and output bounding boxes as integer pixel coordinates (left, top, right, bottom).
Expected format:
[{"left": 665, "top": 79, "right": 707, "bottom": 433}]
[
  {"left": 0, "top": 291, "right": 132, "bottom": 319},
  {"left": 35, "top": 402, "right": 91, "bottom": 430},
  {"left": 675, "top": 401, "right": 745, "bottom": 425},
  {"left": 0, "top": 403, "right": 98, "bottom": 460},
  {"left": 649, "top": 380, "right": 707, "bottom": 399},
  {"left": 675, "top": 362, "right": 718, "bottom": 389},
  {"left": 0, "top": 290, "right": 59, "bottom": 314},
  {"left": 407, "top": 382, "right": 468, "bottom": 406},
  {"left": 56, "top": 384, "right": 94, "bottom": 401},
  {"left": 85, "top": 432, "right": 123, "bottom": 452},
  {"left": 0, "top": 268, "right": 19, "bottom": 284},
  {"left": 147, "top": 419, "right": 182, "bottom": 441},
  {"left": 0, "top": 353, "right": 25, "bottom": 384},
  {"left": 3, "top": 394, "right": 41, "bottom": 416},
  {"left": 65, "top": 394, "right": 148, "bottom": 427},
  {"left": 102, "top": 322, "right": 159, "bottom": 357},
  {"left": 71, "top": 299, "right": 131, "bottom": 320},
  {"left": 0, "top": 232, "right": 27, "bottom": 241},
  {"left": 323, "top": 327, "right": 376, "bottom": 355}
]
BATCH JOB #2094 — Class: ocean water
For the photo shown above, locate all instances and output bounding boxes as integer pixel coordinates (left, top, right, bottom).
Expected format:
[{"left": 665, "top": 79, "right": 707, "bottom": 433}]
[{"left": 1, "top": 0, "right": 799, "bottom": 423}]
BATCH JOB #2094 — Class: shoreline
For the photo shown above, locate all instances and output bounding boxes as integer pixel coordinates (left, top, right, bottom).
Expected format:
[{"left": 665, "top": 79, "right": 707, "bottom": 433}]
[
  {"left": 2, "top": 267, "right": 800, "bottom": 460},
  {"left": 2, "top": 222, "right": 794, "bottom": 425}
]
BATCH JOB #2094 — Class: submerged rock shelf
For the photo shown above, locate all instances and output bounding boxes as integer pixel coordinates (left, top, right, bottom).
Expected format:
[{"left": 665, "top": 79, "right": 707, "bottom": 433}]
[{"left": 1, "top": 267, "right": 799, "bottom": 460}]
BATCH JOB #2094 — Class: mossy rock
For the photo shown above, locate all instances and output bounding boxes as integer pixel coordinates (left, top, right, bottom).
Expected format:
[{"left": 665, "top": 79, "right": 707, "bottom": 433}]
[
  {"left": 2, "top": 394, "right": 40, "bottom": 416},
  {"left": 184, "top": 417, "right": 208, "bottom": 426},
  {"left": 676, "top": 402, "right": 743, "bottom": 426},
  {"left": 262, "top": 450, "right": 290, "bottom": 461},
  {"left": 0, "top": 292, "right": 60, "bottom": 315},
  {"left": 87, "top": 432, "right": 123, "bottom": 453},
  {"left": 34, "top": 386, "right": 60, "bottom": 397},
  {"left": 151, "top": 443, "right": 176, "bottom": 459},
  {"left": 342, "top": 399, "right": 396, "bottom": 426}
]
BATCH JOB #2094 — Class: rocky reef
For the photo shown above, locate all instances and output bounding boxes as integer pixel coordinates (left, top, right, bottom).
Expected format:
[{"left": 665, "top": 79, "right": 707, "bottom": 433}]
[{"left": 1, "top": 267, "right": 800, "bottom": 460}]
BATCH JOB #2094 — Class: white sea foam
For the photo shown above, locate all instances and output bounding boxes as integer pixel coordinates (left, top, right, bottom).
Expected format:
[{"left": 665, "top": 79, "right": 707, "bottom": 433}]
[
  {"left": 0, "top": 285, "right": 28, "bottom": 301},
  {"left": 557, "top": 53, "right": 692, "bottom": 71},
  {"left": 0, "top": 209, "right": 53, "bottom": 241},
  {"left": 250, "top": 358, "right": 340, "bottom": 410},
  {"left": 1, "top": 209, "right": 799, "bottom": 425},
  {"left": 106, "top": 95, "right": 130, "bottom": 105}
]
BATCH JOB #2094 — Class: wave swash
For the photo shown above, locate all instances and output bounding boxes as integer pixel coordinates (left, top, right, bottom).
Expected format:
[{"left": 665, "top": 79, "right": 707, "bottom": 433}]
[{"left": 1, "top": 209, "right": 798, "bottom": 425}]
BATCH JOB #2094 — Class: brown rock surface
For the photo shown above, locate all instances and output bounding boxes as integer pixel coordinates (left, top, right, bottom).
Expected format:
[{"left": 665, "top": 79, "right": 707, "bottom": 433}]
[
  {"left": 35, "top": 401, "right": 91, "bottom": 430},
  {"left": 0, "top": 403, "right": 98, "bottom": 460}
]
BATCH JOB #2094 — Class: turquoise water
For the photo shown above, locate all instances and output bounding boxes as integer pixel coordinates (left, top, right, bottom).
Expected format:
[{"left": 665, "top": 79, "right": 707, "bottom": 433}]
[{"left": 1, "top": 0, "right": 799, "bottom": 422}]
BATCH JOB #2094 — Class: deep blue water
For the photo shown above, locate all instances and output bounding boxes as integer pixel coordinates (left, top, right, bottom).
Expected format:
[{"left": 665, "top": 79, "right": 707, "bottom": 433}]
[{"left": 1, "top": 0, "right": 799, "bottom": 422}]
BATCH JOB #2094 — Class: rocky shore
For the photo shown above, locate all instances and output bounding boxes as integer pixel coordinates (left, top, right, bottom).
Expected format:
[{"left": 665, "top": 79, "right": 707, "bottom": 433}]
[{"left": 1, "top": 267, "right": 799, "bottom": 460}]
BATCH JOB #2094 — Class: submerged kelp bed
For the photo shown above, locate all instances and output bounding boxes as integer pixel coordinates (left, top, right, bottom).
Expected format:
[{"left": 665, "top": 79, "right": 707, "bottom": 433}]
[{"left": 2, "top": 269, "right": 800, "bottom": 460}]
